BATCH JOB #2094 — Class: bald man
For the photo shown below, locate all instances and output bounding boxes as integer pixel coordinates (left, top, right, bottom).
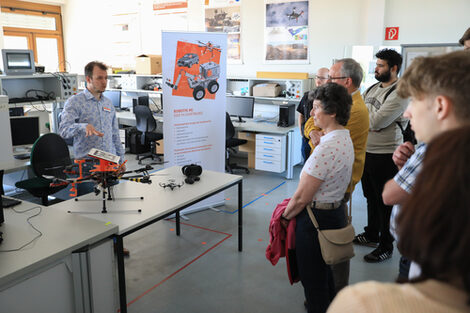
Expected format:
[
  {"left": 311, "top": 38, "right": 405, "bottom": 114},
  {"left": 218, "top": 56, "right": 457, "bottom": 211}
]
[{"left": 296, "top": 67, "right": 329, "bottom": 162}]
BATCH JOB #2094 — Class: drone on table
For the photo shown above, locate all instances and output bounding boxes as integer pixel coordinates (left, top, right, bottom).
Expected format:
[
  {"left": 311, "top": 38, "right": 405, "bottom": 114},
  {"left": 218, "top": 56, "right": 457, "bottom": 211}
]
[
  {"left": 49, "top": 148, "right": 156, "bottom": 213},
  {"left": 159, "top": 179, "right": 184, "bottom": 191}
]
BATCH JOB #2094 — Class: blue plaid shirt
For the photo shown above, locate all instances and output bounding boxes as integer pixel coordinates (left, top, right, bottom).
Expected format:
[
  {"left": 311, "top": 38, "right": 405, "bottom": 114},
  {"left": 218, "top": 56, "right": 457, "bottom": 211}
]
[
  {"left": 389, "top": 143, "right": 427, "bottom": 239},
  {"left": 59, "top": 88, "right": 125, "bottom": 162}
]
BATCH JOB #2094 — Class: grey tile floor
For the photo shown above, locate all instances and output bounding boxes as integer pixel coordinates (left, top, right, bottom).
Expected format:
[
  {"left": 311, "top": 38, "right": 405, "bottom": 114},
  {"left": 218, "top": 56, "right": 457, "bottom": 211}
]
[
  {"left": 121, "top": 157, "right": 401, "bottom": 313},
  {"left": 7, "top": 154, "right": 401, "bottom": 312}
]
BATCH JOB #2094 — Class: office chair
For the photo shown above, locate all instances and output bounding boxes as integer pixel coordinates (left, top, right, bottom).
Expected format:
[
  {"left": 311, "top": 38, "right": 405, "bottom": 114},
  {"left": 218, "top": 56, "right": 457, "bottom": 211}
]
[
  {"left": 15, "top": 133, "right": 72, "bottom": 206},
  {"left": 226, "top": 112, "right": 249, "bottom": 174},
  {"left": 134, "top": 105, "right": 163, "bottom": 164}
]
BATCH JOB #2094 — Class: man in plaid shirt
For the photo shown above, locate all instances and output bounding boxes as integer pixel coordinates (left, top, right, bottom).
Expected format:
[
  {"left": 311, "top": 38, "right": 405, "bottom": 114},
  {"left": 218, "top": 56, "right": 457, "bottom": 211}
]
[{"left": 382, "top": 50, "right": 470, "bottom": 281}]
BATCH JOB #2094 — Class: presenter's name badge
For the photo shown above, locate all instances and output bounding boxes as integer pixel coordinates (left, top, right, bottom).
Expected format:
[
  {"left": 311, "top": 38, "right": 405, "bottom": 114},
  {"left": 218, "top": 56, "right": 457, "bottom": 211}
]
[{"left": 103, "top": 106, "right": 111, "bottom": 112}]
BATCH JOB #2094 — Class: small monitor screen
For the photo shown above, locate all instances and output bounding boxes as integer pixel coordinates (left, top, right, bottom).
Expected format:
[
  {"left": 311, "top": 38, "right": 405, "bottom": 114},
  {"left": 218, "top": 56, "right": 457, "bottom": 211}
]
[
  {"left": 6, "top": 53, "right": 32, "bottom": 69},
  {"left": 10, "top": 116, "right": 40, "bottom": 146},
  {"left": 227, "top": 96, "right": 254, "bottom": 122},
  {"left": 102, "top": 90, "right": 121, "bottom": 109},
  {"left": 2, "top": 49, "right": 35, "bottom": 75}
]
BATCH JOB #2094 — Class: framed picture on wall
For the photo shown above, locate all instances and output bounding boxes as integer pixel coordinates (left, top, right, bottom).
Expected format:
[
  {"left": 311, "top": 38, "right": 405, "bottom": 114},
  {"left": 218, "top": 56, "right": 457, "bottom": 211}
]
[
  {"left": 264, "top": 0, "right": 309, "bottom": 64},
  {"left": 205, "top": 0, "right": 242, "bottom": 64}
]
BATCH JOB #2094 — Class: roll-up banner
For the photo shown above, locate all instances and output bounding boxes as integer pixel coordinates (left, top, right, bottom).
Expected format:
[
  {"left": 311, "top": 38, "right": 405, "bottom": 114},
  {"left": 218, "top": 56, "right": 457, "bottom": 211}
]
[{"left": 162, "top": 31, "right": 227, "bottom": 213}]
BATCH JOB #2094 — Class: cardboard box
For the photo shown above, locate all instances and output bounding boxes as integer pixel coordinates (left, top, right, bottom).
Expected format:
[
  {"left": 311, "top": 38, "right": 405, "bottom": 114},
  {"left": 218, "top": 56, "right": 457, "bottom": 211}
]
[
  {"left": 252, "top": 83, "right": 282, "bottom": 98},
  {"left": 136, "top": 54, "right": 162, "bottom": 75},
  {"left": 256, "top": 71, "right": 309, "bottom": 79}
]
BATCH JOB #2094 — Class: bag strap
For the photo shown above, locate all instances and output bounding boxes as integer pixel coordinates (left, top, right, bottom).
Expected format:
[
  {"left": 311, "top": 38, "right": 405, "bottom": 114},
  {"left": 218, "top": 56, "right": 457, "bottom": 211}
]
[{"left": 306, "top": 204, "right": 320, "bottom": 229}]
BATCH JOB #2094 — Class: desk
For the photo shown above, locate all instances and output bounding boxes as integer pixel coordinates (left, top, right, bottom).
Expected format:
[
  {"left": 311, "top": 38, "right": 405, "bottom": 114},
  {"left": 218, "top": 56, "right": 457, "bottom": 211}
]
[
  {"left": 0, "top": 201, "right": 118, "bottom": 312},
  {"left": 117, "top": 110, "right": 163, "bottom": 127},
  {"left": 233, "top": 120, "right": 301, "bottom": 179},
  {"left": 116, "top": 111, "right": 301, "bottom": 179},
  {"left": 52, "top": 166, "right": 243, "bottom": 313}
]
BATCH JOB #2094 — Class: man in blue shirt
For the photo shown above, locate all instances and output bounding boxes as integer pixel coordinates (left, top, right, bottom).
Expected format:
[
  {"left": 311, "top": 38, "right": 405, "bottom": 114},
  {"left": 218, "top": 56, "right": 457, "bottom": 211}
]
[{"left": 59, "top": 61, "right": 125, "bottom": 164}]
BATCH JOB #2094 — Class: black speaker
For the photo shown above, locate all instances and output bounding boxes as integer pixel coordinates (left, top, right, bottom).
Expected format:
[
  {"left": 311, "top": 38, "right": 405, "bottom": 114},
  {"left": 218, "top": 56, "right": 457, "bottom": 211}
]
[{"left": 278, "top": 103, "right": 295, "bottom": 127}]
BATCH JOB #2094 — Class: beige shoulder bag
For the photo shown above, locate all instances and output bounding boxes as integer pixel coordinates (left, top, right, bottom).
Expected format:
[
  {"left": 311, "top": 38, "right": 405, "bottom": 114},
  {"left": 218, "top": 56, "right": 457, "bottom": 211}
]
[{"left": 306, "top": 185, "right": 355, "bottom": 265}]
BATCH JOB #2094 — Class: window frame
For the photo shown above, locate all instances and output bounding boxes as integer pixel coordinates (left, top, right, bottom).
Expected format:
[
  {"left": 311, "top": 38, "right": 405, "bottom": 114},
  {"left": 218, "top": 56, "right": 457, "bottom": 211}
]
[{"left": 1, "top": 0, "right": 66, "bottom": 72}]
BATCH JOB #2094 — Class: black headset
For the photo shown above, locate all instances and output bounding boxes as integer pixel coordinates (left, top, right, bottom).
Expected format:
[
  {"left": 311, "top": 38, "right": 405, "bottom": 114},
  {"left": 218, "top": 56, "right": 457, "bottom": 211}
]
[{"left": 182, "top": 164, "right": 202, "bottom": 184}]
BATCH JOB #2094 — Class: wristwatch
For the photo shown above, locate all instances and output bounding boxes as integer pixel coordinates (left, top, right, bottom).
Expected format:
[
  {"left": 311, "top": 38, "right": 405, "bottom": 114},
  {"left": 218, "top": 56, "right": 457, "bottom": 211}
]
[{"left": 281, "top": 214, "right": 290, "bottom": 222}]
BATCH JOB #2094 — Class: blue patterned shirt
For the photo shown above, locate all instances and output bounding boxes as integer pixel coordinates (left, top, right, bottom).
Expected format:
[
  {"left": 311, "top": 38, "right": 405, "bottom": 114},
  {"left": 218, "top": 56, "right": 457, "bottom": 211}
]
[
  {"left": 389, "top": 143, "right": 427, "bottom": 239},
  {"left": 59, "top": 88, "right": 125, "bottom": 162}
]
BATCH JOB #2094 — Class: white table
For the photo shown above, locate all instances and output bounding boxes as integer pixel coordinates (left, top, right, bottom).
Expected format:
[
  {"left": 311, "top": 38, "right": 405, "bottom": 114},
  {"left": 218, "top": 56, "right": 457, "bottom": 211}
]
[
  {"left": 0, "top": 201, "right": 118, "bottom": 312},
  {"left": 52, "top": 166, "right": 243, "bottom": 313}
]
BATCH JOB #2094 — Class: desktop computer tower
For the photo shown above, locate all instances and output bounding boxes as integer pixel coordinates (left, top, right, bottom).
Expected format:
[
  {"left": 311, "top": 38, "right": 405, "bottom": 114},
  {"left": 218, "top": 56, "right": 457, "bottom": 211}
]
[{"left": 278, "top": 103, "right": 295, "bottom": 127}]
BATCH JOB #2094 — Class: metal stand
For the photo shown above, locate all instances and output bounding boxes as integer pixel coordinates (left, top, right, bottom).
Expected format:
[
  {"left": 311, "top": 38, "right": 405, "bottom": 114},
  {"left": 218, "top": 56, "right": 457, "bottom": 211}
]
[{"left": 69, "top": 179, "right": 143, "bottom": 214}]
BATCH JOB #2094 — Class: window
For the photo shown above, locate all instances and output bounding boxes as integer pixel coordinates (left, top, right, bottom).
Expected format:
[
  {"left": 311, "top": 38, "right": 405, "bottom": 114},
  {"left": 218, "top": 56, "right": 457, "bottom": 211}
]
[{"left": 1, "top": 0, "right": 66, "bottom": 72}]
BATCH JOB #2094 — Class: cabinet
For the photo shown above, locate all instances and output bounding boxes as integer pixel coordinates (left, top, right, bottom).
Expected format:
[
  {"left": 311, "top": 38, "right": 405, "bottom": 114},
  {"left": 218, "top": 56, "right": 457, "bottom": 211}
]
[
  {"left": 227, "top": 77, "right": 312, "bottom": 102},
  {"left": 78, "top": 74, "right": 162, "bottom": 93},
  {"left": 0, "top": 74, "right": 78, "bottom": 102},
  {"left": 255, "top": 133, "right": 286, "bottom": 173}
]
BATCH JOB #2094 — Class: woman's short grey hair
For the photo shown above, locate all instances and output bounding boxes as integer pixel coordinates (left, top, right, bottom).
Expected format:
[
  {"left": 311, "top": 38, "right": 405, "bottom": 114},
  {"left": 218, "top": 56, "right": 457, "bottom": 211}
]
[{"left": 336, "top": 58, "right": 363, "bottom": 88}]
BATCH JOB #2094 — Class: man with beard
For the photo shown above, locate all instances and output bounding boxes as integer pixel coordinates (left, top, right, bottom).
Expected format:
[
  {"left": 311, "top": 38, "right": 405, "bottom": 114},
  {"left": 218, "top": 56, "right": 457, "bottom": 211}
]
[{"left": 354, "top": 49, "right": 408, "bottom": 263}]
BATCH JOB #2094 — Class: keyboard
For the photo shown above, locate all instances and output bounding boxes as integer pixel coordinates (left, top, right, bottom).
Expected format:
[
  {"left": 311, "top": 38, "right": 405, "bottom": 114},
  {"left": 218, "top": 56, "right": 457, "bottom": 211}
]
[
  {"left": 1, "top": 196, "right": 22, "bottom": 208},
  {"left": 14, "top": 153, "right": 30, "bottom": 160}
]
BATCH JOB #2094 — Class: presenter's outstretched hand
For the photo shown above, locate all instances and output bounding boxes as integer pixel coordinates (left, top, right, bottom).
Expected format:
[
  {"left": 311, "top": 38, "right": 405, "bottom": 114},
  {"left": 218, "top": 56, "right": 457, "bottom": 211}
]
[{"left": 85, "top": 124, "right": 104, "bottom": 137}]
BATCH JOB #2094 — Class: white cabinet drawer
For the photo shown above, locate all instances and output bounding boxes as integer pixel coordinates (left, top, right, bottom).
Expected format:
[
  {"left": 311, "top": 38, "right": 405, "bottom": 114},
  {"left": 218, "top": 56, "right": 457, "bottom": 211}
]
[
  {"left": 255, "top": 158, "right": 285, "bottom": 173},
  {"left": 256, "top": 145, "right": 283, "bottom": 155},
  {"left": 255, "top": 134, "right": 285, "bottom": 148}
]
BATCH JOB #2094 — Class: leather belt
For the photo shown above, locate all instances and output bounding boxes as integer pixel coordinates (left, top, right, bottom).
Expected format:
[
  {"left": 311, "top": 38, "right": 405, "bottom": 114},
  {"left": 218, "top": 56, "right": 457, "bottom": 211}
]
[{"left": 311, "top": 201, "right": 342, "bottom": 210}]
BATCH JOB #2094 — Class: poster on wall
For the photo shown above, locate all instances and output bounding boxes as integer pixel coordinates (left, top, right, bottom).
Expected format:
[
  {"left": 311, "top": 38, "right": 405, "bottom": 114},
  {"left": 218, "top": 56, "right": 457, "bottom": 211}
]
[
  {"left": 205, "top": 1, "right": 242, "bottom": 63},
  {"left": 162, "top": 31, "right": 227, "bottom": 212},
  {"left": 264, "top": 0, "right": 309, "bottom": 63}
]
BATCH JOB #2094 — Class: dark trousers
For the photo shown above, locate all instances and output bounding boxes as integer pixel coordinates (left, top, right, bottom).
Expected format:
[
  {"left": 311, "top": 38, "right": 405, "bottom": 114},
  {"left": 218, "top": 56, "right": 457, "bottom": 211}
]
[
  {"left": 360, "top": 152, "right": 397, "bottom": 250},
  {"left": 301, "top": 137, "right": 312, "bottom": 163},
  {"left": 295, "top": 205, "right": 347, "bottom": 313}
]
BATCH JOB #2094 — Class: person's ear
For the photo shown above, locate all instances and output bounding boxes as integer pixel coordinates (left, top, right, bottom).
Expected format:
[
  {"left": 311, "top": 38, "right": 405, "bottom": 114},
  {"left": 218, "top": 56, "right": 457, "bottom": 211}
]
[{"left": 434, "top": 95, "right": 452, "bottom": 121}]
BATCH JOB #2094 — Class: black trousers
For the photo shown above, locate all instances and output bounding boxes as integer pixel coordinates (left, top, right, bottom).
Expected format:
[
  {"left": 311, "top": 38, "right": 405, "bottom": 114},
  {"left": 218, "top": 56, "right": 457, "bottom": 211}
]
[
  {"left": 295, "top": 205, "right": 347, "bottom": 313},
  {"left": 301, "top": 136, "right": 312, "bottom": 163},
  {"left": 360, "top": 152, "right": 397, "bottom": 250}
]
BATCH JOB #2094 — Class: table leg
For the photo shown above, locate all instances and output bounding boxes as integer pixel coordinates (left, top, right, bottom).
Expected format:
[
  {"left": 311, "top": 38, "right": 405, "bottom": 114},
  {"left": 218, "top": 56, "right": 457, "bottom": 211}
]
[
  {"left": 286, "top": 131, "right": 294, "bottom": 179},
  {"left": 176, "top": 210, "right": 181, "bottom": 236},
  {"left": 116, "top": 235, "right": 127, "bottom": 313},
  {"left": 238, "top": 180, "right": 243, "bottom": 251}
]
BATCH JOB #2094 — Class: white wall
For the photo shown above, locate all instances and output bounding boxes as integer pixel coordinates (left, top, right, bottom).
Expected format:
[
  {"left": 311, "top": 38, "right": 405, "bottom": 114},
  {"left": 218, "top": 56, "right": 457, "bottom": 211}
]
[{"left": 9, "top": 0, "right": 470, "bottom": 76}]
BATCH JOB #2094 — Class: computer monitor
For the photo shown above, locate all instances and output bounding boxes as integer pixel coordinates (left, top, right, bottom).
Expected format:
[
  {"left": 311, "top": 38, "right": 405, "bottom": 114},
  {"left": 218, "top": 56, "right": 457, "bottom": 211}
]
[
  {"left": 1, "top": 49, "right": 36, "bottom": 75},
  {"left": 226, "top": 96, "right": 254, "bottom": 123},
  {"left": 102, "top": 90, "right": 121, "bottom": 110},
  {"left": 10, "top": 116, "right": 40, "bottom": 146}
]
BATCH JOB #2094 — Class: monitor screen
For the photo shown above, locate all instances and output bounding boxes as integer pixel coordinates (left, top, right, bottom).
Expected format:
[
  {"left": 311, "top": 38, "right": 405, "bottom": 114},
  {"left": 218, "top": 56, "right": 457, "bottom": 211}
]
[
  {"left": 102, "top": 90, "right": 121, "bottom": 109},
  {"left": 1, "top": 49, "right": 35, "bottom": 75},
  {"left": 10, "top": 116, "right": 40, "bottom": 146},
  {"left": 227, "top": 96, "right": 254, "bottom": 122}
]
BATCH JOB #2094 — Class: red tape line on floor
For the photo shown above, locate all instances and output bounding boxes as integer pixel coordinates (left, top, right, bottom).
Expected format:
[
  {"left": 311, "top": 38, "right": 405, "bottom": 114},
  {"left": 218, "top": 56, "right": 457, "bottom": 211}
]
[{"left": 126, "top": 220, "right": 232, "bottom": 308}]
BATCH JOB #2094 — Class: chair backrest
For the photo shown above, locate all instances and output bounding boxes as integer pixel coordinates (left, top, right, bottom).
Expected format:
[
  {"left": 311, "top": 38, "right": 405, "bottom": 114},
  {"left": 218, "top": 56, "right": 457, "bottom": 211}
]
[
  {"left": 226, "top": 112, "right": 235, "bottom": 141},
  {"left": 30, "top": 133, "right": 72, "bottom": 179},
  {"left": 0, "top": 170, "right": 4, "bottom": 195},
  {"left": 134, "top": 105, "right": 156, "bottom": 133}
]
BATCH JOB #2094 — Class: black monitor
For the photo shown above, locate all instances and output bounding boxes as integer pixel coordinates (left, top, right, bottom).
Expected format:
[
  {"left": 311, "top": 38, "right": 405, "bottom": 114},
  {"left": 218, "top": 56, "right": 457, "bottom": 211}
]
[
  {"left": 226, "top": 96, "right": 254, "bottom": 123},
  {"left": 1, "top": 49, "right": 36, "bottom": 75},
  {"left": 102, "top": 90, "right": 121, "bottom": 110},
  {"left": 10, "top": 116, "right": 40, "bottom": 146}
]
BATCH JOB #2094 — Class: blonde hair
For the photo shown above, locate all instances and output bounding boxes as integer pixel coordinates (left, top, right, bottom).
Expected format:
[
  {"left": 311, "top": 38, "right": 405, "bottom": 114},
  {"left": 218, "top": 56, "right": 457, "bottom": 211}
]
[{"left": 397, "top": 50, "right": 470, "bottom": 121}]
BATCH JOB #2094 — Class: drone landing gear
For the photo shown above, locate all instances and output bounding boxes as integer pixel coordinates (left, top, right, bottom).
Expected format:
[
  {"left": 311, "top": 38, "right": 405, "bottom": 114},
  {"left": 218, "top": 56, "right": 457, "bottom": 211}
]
[{"left": 68, "top": 186, "right": 144, "bottom": 214}]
